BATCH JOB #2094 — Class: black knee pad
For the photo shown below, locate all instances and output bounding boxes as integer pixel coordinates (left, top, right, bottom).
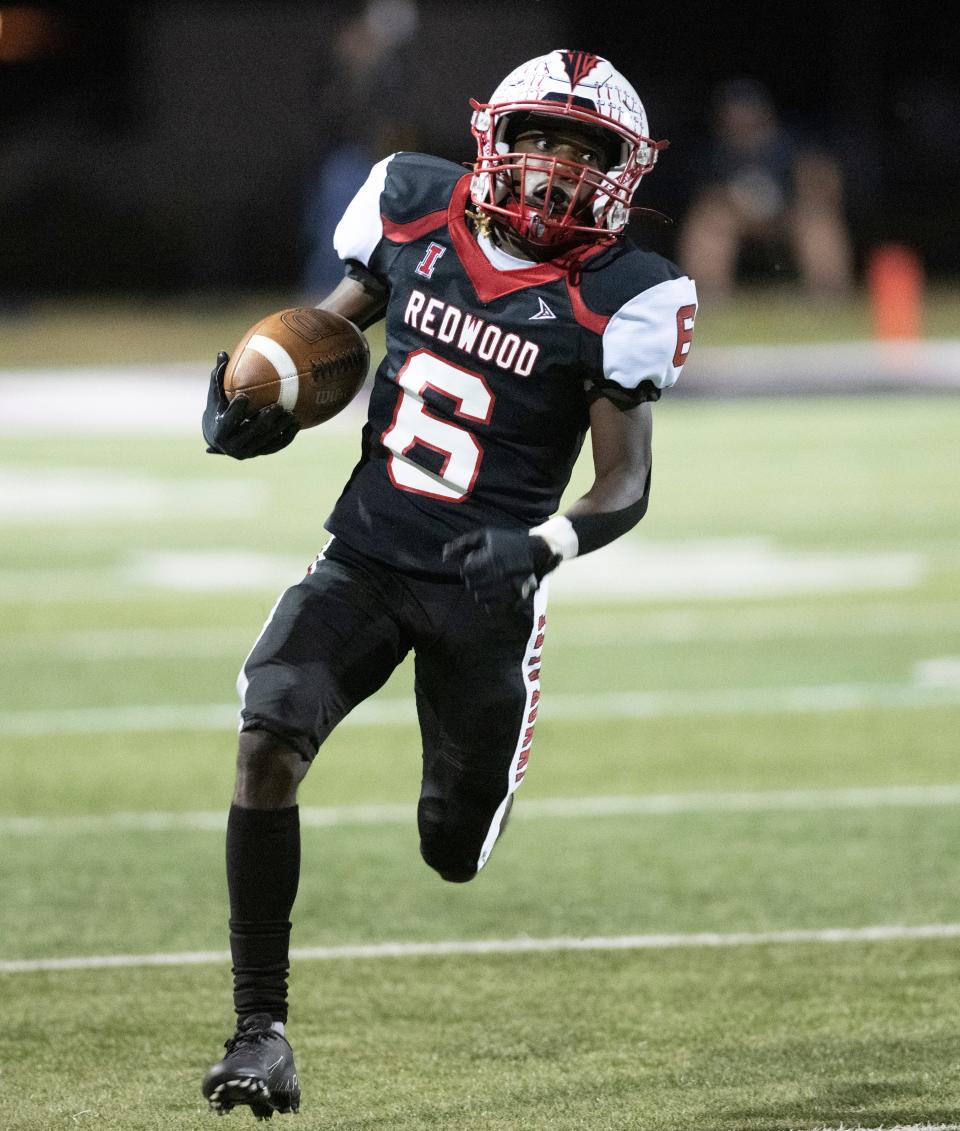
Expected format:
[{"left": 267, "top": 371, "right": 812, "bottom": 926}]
[
  {"left": 420, "top": 848, "right": 477, "bottom": 884},
  {"left": 417, "top": 797, "right": 479, "bottom": 883}
]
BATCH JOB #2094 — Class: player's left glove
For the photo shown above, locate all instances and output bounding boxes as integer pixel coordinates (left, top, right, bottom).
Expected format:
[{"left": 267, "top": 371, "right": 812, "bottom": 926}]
[
  {"left": 443, "top": 528, "right": 561, "bottom": 610},
  {"left": 202, "top": 351, "right": 300, "bottom": 459}
]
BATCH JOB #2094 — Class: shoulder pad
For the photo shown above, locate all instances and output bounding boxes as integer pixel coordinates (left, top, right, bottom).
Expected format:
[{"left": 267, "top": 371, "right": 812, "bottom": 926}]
[
  {"left": 572, "top": 237, "right": 697, "bottom": 405},
  {"left": 577, "top": 239, "right": 685, "bottom": 318},
  {"left": 334, "top": 153, "right": 464, "bottom": 270},
  {"left": 380, "top": 152, "right": 466, "bottom": 225}
]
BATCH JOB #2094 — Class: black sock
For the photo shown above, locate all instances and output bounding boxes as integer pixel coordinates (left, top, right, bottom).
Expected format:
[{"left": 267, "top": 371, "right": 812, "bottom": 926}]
[{"left": 226, "top": 803, "right": 301, "bottom": 1024}]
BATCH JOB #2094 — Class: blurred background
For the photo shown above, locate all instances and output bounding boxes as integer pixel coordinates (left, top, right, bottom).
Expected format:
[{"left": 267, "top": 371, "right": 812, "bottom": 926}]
[
  {"left": 1, "top": 0, "right": 958, "bottom": 307},
  {"left": 4, "top": 9, "right": 960, "bottom": 1126}
]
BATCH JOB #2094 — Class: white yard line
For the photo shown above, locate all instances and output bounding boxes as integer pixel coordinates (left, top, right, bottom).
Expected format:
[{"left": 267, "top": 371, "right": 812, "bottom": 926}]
[
  {"left": 0, "top": 702, "right": 240, "bottom": 735},
  {"left": 0, "top": 540, "right": 931, "bottom": 602},
  {"left": 3, "top": 343, "right": 959, "bottom": 440},
  {"left": 3, "top": 922, "right": 960, "bottom": 975},
  {"left": 4, "top": 626, "right": 254, "bottom": 659},
  {"left": 0, "top": 369, "right": 369, "bottom": 435},
  {"left": 6, "top": 784, "right": 960, "bottom": 836},
  {"left": 557, "top": 602, "right": 960, "bottom": 645},
  {"left": 803, "top": 1126, "right": 960, "bottom": 1131},
  {"left": 5, "top": 601, "right": 960, "bottom": 656},
  {"left": 3, "top": 679, "right": 959, "bottom": 737}
]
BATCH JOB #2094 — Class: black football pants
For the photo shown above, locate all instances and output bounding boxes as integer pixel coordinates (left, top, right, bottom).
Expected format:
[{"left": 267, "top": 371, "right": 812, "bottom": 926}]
[{"left": 237, "top": 537, "right": 548, "bottom": 880}]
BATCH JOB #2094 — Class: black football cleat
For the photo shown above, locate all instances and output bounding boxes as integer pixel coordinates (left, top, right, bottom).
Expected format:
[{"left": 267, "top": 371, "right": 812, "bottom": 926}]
[{"left": 202, "top": 1013, "right": 300, "bottom": 1120}]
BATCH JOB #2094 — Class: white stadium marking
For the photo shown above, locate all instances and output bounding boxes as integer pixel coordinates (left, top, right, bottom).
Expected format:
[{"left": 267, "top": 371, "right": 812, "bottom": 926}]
[
  {"left": 3, "top": 922, "right": 960, "bottom": 975},
  {"left": 117, "top": 541, "right": 927, "bottom": 601},
  {"left": 0, "top": 469, "right": 255, "bottom": 523},
  {"left": 681, "top": 336, "right": 960, "bottom": 393},
  {"left": 552, "top": 537, "right": 923, "bottom": 602},
  {"left": 5, "top": 602, "right": 960, "bottom": 657},
  {"left": 3, "top": 343, "right": 959, "bottom": 437},
  {"left": 804, "top": 1126, "right": 960, "bottom": 1131},
  {"left": 125, "top": 550, "right": 306, "bottom": 592},
  {"left": 5, "top": 783, "right": 960, "bottom": 837},
  {"left": 5, "top": 626, "right": 254, "bottom": 659},
  {"left": 2, "top": 676, "right": 958, "bottom": 737},
  {"left": 0, "top": 368, "right": 208, "bottom": 436},
  {"left": 557, "top": 601, "right": 960, "bottom": 645},
  {"left": 246, "top": 334, "right": 300, "bottom": 411},
  {"left": 0, "top": 368, "right": 366, "bottom": 435},
  {"left": 915, "top": 656, "right": 960, "bottom": 687},
  {"left": 0, "top": 530, "right": 928, "bottom": 602}
]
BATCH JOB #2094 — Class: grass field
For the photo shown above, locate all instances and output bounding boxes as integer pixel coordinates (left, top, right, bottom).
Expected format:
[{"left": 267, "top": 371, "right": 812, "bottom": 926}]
[{"left": 2, "top": 317, "right": 960, "bottom": 1129}]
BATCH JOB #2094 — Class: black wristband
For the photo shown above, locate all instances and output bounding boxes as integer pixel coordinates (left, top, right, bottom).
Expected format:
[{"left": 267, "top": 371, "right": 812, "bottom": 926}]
[{"left": 569, "top": 471, "right": 651, "bottom": 556}]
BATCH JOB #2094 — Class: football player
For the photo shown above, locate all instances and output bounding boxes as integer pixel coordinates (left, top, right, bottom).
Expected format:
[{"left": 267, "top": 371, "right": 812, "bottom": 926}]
[{"left": 201, "top": 49, "right": 697, "bottom": 1118}]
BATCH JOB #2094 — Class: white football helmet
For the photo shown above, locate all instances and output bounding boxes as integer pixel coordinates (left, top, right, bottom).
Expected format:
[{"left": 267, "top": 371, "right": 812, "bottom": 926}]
[{"left": 470, "top": 50, "right": 666, "bottom": 248}]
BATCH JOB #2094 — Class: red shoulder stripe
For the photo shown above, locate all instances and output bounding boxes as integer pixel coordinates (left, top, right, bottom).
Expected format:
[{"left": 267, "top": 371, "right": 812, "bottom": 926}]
[
  {"left": 382, "top": 208, "right": 447, "bottom": 244},
  {"left": 565, "top": 275, "right": 611, "bottom": 336}
]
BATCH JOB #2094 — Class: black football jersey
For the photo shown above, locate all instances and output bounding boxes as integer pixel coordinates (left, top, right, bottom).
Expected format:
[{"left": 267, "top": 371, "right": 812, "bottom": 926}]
[{"left": 325, "top": 152, "right": 697, "bottom": 578}]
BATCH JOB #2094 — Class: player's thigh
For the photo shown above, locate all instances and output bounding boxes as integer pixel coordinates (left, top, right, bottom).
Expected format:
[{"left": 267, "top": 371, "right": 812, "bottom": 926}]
[
  {"left": 414, "top": 584, "right": 548, "bottom": 875},
  {"left": 239, "top": 553, "right": 409, "bottom": 759}
]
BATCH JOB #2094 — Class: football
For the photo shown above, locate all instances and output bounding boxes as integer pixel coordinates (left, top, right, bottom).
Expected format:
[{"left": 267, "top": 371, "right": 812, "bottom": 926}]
[{"left": 223, "top": 307, "right": 369, "bottom": 429}]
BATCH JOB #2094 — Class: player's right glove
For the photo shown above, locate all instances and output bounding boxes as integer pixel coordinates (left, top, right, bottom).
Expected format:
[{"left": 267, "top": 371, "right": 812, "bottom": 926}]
[
  {"left": 443, "top": 527, "right": 561, "bottom": 611},
  {"left": 202, "top": 351, "right": 300, "bottom": 459}
]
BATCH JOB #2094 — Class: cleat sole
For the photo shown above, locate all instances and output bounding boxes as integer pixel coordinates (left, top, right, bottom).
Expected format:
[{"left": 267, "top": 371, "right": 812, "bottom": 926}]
[{"left": 204, "top": 1077, "right": 293, "bottom": 1120}]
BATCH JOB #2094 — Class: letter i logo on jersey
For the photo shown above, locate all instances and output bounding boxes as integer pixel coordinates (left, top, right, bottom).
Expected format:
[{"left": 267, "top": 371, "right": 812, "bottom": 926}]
[{"left": 415, "top": 242, "right": 446, "bottom": 279}]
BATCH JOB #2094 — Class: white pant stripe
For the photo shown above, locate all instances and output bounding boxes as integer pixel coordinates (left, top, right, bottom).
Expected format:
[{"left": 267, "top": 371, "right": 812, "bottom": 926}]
[
  {"left": 476, "top": 578, "right": 550, "bottom": 871},
  {"left": 235, "top": 539, "right": 336, "bottom": 718}
]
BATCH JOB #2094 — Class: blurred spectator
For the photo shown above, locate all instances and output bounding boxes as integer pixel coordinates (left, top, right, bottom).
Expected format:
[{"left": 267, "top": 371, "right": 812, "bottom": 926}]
[
  {"left": 677, "top": 78, "right": 853, "bottom": 298},
  {"left": 301, "top": 0, "right": 422, "bottom": 296}
]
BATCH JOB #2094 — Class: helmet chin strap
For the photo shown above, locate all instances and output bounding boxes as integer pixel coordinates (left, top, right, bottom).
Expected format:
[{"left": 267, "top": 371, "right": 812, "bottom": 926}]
[
  {"left": 502, "top": 194, "right": 598, "bottom": 251},
  {"left": 485, "top": 209, "right": 584, "bottom": 262}
]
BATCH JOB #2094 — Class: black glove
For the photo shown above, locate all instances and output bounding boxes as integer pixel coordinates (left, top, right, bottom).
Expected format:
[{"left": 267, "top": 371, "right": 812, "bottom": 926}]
[
  {"left": 443, "top": 528, "right": 561, "bottom": 610},
  {"left": 202, "top": 351, "right": 300, "bottom": 459}
]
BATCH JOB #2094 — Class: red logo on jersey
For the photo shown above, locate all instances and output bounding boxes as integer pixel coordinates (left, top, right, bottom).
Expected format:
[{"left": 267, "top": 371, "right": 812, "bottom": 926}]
[{"left": 415, "top": 242, "right": 446, "bottom": 279}]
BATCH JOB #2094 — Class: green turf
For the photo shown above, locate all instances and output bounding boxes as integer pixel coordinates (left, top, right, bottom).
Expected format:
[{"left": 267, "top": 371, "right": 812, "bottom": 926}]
[
  {"left": 5, "top": 804, "right": 960, "bottom": 959},
  {"left": 5, "top": 943, "right": 960, "bottom": 1130},
  {"left": 2, "top": 395, "right": 960, "bottom": 1128}
]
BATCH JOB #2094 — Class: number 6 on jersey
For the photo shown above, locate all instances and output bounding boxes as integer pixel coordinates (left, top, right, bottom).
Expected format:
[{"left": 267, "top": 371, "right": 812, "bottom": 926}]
[{"left": 382, "top": 349, "right": 495, "bottom": 501}]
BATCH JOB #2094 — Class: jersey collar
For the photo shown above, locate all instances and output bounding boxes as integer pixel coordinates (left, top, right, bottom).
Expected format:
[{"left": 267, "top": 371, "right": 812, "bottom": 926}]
[{"left": 447, "top": 175, "right": 607, "bottom": 304}]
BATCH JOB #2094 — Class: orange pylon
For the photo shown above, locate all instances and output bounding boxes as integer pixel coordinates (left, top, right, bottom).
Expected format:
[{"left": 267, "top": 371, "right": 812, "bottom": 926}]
[{"left": 868, "top": 244, "right": 923, "bottom": 340}]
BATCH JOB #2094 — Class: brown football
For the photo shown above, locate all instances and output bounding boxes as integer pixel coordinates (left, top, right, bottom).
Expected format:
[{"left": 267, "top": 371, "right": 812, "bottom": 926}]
[{"left": 223, "top": 307, "right": 369, "bottom": 428}]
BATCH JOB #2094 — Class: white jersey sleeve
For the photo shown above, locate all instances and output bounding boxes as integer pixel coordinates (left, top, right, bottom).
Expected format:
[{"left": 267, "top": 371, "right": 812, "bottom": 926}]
[
  {"left": 332, "top": 154, "right": 396, "bottom": 268},
  {"left": 600, "top": 274, "right": 698, "bottom": 397}
]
